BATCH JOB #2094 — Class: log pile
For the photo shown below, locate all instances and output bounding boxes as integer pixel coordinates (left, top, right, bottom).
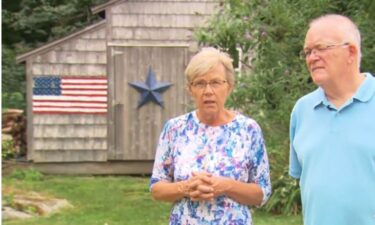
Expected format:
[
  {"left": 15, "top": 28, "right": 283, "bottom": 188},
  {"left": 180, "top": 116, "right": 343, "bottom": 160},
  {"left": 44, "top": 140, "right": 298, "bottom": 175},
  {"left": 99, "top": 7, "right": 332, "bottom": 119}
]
[{"left": 2, "top": 109, "right": 27, "bottom": 157}]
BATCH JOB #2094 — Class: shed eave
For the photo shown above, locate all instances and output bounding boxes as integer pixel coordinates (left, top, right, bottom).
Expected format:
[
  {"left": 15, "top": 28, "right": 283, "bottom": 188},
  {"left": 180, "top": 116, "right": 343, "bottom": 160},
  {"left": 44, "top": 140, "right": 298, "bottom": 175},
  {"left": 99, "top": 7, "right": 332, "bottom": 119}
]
[
  {"left": 16, "top": 20, "right": 107, "bottom": 63},
  {"left": 91, "top": 0, "right": 126, "bottom": 15}
]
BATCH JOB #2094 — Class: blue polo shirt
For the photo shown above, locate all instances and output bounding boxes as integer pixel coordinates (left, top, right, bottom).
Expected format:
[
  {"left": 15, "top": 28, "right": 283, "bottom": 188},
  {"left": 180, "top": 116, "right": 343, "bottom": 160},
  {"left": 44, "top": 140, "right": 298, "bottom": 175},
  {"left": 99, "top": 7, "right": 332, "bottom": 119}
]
[{"left": 289, "top": 73, "right": 375, "bottom": 225}]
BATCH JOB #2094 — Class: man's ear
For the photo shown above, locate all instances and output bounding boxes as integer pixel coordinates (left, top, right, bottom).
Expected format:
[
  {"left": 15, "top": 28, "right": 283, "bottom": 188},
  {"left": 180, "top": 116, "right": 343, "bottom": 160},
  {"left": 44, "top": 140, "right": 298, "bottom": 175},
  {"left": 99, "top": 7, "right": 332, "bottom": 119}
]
[
  {"left": 227, "top": 83, "right": 234, "bottom": 93},
  {"left": 348, "top": 44, "right": 358, "bottom": 64}
]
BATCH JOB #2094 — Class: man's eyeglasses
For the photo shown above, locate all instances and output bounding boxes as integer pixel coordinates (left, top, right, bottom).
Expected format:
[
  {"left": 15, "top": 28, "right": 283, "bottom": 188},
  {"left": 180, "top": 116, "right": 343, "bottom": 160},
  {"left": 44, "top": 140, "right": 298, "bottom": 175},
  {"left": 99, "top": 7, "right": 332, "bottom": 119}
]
[
  {"left": 300, "top": 42, "right": 350, "bottom": 58},
  {"left": 190, "top": 79, "right": 228, "bottom": 90}
]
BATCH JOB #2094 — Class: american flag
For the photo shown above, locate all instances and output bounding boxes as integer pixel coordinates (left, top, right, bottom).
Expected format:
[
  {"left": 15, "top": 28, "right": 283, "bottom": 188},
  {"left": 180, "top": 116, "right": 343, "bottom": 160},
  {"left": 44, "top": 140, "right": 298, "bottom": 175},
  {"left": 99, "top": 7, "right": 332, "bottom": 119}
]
[{"left": 32, "top": 76, "right": 108, "bottom": 114}]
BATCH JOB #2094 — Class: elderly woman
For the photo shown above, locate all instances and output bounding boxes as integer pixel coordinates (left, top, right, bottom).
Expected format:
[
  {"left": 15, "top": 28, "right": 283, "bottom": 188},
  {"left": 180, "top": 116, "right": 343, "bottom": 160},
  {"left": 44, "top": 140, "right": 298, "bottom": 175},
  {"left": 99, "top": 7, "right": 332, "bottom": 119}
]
[{"left": 150, "top": 48, "right": 271, "bottom": 225}]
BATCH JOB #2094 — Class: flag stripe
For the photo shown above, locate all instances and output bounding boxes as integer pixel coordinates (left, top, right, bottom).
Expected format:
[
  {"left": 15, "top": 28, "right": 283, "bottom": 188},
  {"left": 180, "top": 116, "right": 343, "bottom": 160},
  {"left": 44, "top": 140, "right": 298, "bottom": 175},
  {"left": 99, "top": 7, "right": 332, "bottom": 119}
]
[
  {"left": 61, "top": 76, "right": 107, "bottom": 80},
  {"left": 61, "top": 85, "right": 107, "bottom": 90},
  {"left": 33, "top": 102, "right": 107, "bottom": 108},
  {"left": 33, "top": 99, "right": 106, "bottom": 104},
  {"left": 33, "top": 110, "right": 107, "bottom": 115},
  {"left": 61, "top": 90, "right": 107, "bottom": 95},
  {"left": 61, "top": 94, "right": 107, "bottom": 97},
  {"left": 33, "top": 95, "right": 107, "bottom": 102},
  {"left": 62, "top": 81, "right": 108, "bottom": 85},
  {"left": 33, "top": 107, "right": 107, "bottom": 112},
  {"left": 62, "top": 78, "right": 107, "bottom": 84}
]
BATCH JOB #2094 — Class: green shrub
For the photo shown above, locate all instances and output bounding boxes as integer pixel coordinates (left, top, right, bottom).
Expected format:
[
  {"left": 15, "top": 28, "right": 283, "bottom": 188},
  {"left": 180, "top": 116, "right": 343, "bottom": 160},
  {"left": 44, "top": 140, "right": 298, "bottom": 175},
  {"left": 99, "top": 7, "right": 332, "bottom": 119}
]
[
  {"left": 2, "top": 92, "right": 26, "bottom": 111},
  {"left": 2, "top": 139, "right": 16, "bottom": 160},
  {"left": 9, "top": 169, "right": 44, "bottom": 182},
  {"left": 264, "top": 169, "right": 301, "bottom": 215}
]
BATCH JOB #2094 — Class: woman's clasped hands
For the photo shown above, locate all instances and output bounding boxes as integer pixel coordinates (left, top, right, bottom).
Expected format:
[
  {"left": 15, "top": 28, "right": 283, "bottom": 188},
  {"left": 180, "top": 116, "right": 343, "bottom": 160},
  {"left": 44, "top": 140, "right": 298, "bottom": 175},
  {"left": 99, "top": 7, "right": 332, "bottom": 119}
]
[{"left": 181, "top": 171, "right": 231, "bottom": 202}]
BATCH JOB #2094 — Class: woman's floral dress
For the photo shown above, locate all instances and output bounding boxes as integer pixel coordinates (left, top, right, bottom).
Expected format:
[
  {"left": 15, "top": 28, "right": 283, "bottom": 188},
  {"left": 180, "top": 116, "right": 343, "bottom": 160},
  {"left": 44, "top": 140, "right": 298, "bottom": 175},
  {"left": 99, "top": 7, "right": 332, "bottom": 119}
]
[{"left": 150, "top": 111, "right": 271, "bottom": 225}]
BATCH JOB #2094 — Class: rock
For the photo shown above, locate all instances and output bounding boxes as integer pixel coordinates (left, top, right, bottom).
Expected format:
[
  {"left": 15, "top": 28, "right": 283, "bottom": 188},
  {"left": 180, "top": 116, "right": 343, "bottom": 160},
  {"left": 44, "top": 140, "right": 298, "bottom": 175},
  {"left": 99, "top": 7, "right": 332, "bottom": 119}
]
[
  {"left": 2, "top": 190, "right": 73, "bottom": 221},
  {"left": 2, "top": 206, "right": 33, "bottom": 220},
  {"left": 13, "top": 192, "right": 73, "bottom": 216}
]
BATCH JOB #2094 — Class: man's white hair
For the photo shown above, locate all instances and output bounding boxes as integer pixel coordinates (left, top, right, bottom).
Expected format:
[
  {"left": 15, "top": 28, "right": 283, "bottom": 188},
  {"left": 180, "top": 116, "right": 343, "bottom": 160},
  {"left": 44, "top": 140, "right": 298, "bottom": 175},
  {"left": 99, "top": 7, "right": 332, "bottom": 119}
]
[{"left": 309, "top": 14, "right": 362, "bottom": 67}]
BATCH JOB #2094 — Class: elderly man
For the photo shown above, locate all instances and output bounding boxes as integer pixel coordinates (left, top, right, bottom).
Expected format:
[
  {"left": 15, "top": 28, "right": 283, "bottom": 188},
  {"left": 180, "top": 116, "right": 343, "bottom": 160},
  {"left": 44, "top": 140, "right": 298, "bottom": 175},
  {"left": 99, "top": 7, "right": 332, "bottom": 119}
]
[{"left": 289, "top": 14, "right": 375, "bottom": 225}]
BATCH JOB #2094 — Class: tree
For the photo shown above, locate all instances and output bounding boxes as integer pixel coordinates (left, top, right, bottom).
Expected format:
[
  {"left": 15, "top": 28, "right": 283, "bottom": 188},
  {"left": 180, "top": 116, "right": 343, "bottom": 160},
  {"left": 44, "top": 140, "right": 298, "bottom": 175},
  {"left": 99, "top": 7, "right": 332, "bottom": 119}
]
[
  {"left": 2, "top": 0, "right": 107, "bottom": 110},
  {"left": 195, "top": 0, "right": 375, "bottom": 215}
]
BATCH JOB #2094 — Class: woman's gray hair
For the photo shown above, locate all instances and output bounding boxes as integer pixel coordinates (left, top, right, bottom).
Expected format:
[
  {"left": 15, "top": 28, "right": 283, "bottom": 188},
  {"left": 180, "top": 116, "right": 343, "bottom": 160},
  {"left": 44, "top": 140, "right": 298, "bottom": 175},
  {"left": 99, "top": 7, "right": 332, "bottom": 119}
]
[{"left": 184, "top": 47, "right": 235, "bottom": 87}]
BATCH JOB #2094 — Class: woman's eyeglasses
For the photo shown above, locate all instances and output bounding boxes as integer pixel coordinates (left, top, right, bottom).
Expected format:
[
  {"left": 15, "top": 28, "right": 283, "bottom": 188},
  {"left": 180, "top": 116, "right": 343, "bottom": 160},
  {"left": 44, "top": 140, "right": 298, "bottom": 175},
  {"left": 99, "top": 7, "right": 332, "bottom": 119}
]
[{"left": 190, "top": 79, "right": 228, "bottom": 90}]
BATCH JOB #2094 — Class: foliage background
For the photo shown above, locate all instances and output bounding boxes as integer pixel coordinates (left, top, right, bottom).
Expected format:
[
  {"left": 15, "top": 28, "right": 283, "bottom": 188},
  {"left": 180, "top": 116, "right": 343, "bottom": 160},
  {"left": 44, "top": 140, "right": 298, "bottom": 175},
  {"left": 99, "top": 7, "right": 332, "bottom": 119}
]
[
  {"left": 196, "top": 0, "right": 375, "bottom": 215},
  {"left": 2, "top": 0, "right": 375, "bottom": 216}
]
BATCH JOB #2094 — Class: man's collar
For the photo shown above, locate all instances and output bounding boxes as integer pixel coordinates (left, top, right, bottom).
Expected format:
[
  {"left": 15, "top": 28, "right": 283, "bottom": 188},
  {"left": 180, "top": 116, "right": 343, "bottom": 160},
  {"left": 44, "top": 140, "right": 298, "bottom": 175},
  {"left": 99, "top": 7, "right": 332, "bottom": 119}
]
[
  {"left": 352, "top": 73, "right": 375, "bottom": 103},
  {"left": 313, "top": 73, "right": 375, "bottom": 109},
  {"left": 313, "top": 87, "right": 329, "bottom": 109}
]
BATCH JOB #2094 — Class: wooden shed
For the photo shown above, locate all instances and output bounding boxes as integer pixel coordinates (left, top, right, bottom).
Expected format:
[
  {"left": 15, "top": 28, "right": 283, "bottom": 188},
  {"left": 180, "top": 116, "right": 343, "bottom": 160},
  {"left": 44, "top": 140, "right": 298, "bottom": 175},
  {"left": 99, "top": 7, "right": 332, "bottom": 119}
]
[{"left": 16, "top": 0, "right": 220, "bottom": 174}]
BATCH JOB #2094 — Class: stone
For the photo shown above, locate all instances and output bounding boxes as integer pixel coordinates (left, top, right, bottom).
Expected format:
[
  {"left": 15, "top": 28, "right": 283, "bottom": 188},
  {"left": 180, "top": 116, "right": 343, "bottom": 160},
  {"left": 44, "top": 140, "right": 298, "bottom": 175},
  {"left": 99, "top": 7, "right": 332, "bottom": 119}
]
[
  {"left": 13, "top": 192, "right": 73, "bottom": 216},
  {"left": 2, "top": 191, "right": 73, "bottom": 221},
  {"left": 2, "top": 206, "right": 33, "bottom": 220}
]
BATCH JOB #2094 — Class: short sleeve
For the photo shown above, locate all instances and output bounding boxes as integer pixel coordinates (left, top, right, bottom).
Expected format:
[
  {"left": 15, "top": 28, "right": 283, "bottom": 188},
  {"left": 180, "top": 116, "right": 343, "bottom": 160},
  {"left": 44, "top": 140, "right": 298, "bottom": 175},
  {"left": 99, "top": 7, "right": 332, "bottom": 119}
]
[
  {"left": 289, "top": 107, "right": 301, "bottom": 179},
  {"left": 149, "top": 120, "right": 175, "bottom": 191},
  {"left": 248, "top": 123, "right": 272, "bottom": 207}
]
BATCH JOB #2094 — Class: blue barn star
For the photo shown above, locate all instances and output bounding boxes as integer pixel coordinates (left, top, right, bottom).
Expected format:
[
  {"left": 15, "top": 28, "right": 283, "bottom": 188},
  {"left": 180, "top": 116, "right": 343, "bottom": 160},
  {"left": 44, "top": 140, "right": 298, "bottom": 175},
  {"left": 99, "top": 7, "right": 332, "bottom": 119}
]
[{"left": 129, "top": 67, "right": 173, "bottom": 108}]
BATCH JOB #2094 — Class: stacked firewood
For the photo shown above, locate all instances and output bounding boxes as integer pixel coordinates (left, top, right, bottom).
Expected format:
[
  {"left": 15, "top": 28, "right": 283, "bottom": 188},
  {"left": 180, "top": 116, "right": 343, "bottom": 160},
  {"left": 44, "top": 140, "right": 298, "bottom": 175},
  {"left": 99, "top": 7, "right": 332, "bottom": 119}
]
[{"left": 2, "top": 109, "right": 27, "bottom": 156}]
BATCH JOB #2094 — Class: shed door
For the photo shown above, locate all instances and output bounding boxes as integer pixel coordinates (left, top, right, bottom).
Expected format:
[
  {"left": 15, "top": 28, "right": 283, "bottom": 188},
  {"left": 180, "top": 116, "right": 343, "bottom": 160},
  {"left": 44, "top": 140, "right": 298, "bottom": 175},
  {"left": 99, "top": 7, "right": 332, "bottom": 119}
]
[{"left": 109, "top": 46, "right": 190, "bottom": 160}]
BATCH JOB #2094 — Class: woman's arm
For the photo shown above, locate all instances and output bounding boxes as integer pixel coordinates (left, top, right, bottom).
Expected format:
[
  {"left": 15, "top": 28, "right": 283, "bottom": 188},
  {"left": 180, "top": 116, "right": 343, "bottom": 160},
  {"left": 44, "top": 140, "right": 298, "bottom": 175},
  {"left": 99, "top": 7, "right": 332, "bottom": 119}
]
[
  {"left": 151, "top": 180, "right": 189, "bottom": 202},
  {"left": 215, "top": 177, "right": 264, "bottom": 206}
]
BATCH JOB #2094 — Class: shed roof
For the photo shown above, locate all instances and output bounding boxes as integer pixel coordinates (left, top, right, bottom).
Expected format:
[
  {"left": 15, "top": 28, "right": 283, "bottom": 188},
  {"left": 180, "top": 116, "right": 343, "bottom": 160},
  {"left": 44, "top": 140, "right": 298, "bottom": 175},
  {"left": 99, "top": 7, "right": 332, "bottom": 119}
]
[
  {"left": 16, "top": 20, "right": 106, "bottom": 63},
  {"left": 91, "top": 0, "right": 219, "bottom": 14}
]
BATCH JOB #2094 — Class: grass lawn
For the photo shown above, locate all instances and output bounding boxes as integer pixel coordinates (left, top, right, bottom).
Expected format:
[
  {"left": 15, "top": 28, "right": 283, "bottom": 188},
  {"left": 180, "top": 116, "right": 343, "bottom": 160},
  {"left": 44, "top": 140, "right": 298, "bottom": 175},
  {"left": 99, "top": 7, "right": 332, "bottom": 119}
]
[{"left": 2, "top": 169, "right": 302, "bottom": 225}]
